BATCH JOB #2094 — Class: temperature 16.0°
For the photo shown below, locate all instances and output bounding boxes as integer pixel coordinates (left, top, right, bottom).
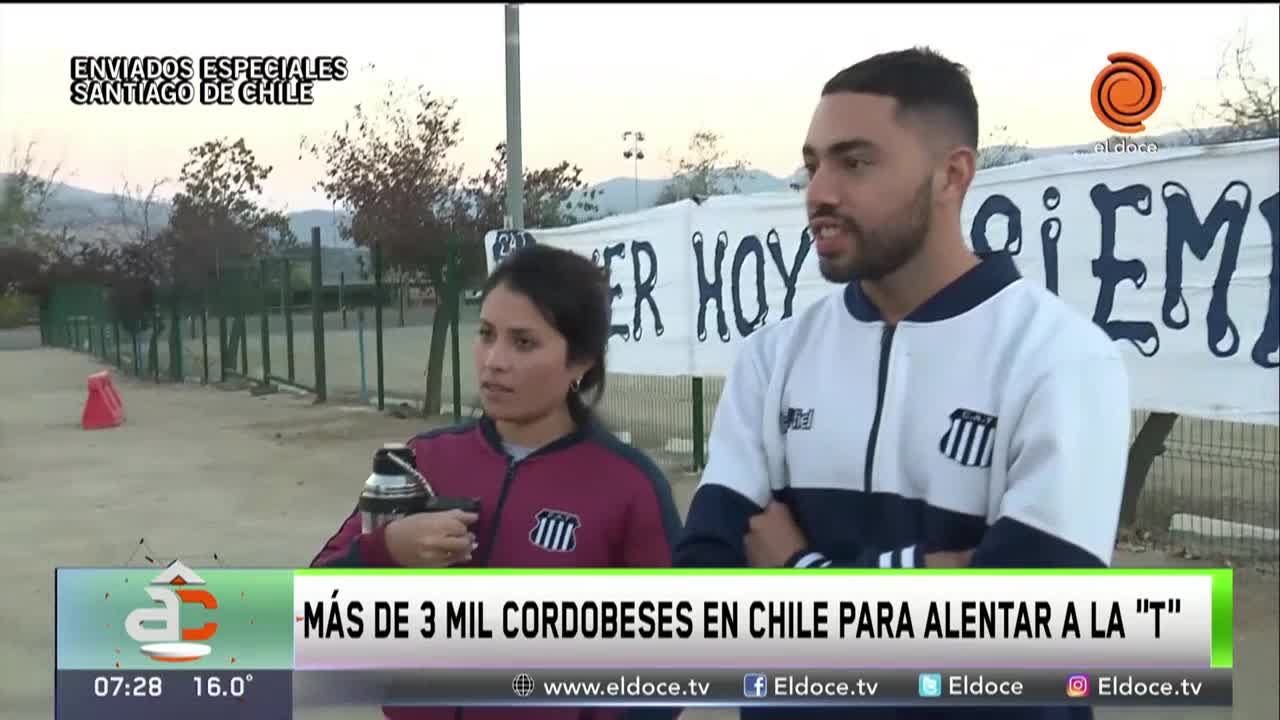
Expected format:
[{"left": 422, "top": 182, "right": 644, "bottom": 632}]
[{"left": 193, "top": 674, "right": 254, "bottom": 698}]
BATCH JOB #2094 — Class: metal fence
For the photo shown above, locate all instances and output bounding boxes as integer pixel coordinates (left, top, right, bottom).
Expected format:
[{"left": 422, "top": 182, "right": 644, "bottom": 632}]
[{"left": 35, "top": 229, "right": 1279, "bottom": 571}]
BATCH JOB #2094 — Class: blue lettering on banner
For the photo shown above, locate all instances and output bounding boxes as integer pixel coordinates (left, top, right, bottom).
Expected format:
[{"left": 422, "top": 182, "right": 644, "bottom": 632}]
[
  {"left": 588, "top": 240, "right": 666, "bottom": 343},
  {"left": 1041, "top": 187, "right": 1062, "bottom": 296},
  {"left": 595, "top": 243, "right": 631, "bottom": 341},
  {"left": 1162, "top": 180, "right": 1249, "bottom": 359},
  {"left": 767, "top": 227, "right": 812, "bottom": 321},
  {"left": 732, "top": 234, "right": 768, "bottom": 337},
  {"left": 692, "top": 230, "right": 730, "bottom": 343},
  {"left": 630, "top": 240, "right": 663, "bottom": 340},
  {"left": 1090, "top": 183, "right": 1160, "bottom": 357},
  {"left": 970, "top": 194, "right": 1024, "bottom": 255},
  {"left": 490, "top": 230, "right": 536, "bottom": 265},
  {"left": 1257, "top": 192, "right": 1280, "bottom": 368}
]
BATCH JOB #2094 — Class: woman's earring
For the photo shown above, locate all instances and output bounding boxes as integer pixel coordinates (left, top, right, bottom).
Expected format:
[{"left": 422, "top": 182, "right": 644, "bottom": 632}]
[{"left": 570, "top": 377, "right": 582, "bottom": 392}]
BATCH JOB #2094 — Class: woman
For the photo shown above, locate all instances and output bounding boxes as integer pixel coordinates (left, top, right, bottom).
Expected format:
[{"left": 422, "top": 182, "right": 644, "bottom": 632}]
[{"left": 311, "top": 244, "right": 682, "bottom": 720}]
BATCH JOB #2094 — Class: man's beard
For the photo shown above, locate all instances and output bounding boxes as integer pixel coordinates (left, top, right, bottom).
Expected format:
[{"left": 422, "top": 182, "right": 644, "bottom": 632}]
[{"left": 818, "top": 176, "right": 933, "bottom": 284}]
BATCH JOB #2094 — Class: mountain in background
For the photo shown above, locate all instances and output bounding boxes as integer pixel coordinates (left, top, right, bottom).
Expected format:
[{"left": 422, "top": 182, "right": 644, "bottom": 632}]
[
  {"left": 1, "top": 124, "right": 1248, "bottom": 250},
  {"left": 580, "top": 168, "right": 792, "bottom": 216},
  {"left": 1, "top": 182, "right": 357, "bottom": 249}
]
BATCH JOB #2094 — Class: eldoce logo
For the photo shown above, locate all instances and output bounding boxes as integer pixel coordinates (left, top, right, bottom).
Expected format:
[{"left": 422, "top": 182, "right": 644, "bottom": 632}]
[
  {"left": 1091, "top": 52, "right": 1163, "bottom": 134},
  {"left": 123, "top": 560, "right": 219, "bottom": 662}
]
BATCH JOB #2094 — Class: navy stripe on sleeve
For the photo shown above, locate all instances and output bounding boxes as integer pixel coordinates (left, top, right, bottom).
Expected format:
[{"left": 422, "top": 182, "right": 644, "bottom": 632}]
[
  {"left": 592, "top": 432, "right": 684, "bottom": 549},
  {"left": 971, "top": 517, "right": 1107, "bottom": 568}
]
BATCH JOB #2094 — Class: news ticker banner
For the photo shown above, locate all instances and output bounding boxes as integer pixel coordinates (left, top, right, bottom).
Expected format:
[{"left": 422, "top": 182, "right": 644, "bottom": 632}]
[{"left": 56, "top": 565, "right": 1232, "bottom": 718}]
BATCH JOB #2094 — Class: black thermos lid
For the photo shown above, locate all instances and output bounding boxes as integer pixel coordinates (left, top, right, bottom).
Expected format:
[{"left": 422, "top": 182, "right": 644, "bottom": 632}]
[
  {"left": 373, "top": 442, "right": 417, "bottom": 475},
  {"left": 424, "top": 496, "right": 482, "bottom": 514}
]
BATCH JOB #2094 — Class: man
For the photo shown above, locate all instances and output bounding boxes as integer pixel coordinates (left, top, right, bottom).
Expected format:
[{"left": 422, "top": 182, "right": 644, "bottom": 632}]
[{"left": 672, "top": 48, "right": 1130, "bottom": 719}]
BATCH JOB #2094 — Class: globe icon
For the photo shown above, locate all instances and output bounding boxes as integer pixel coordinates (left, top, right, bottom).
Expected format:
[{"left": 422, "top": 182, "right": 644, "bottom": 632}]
[{"left": 512, "top": 673, "right": 535, "bottom": 697}]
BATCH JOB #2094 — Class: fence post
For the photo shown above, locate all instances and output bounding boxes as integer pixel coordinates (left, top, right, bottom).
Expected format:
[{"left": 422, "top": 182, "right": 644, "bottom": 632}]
[
  {"left": 150, "top": 306, "right": 161, "bottom": 382},
  {"left": 340, "top": 272, "right": 347, "bottom": 330},
  {"left": 114, "top": 317, "right": 122, "bottom": 368},
  {"left": 259, "top": 259, "right": 271, "bottom": 382},
  {"left": 373, "top": 241, "right": 385, "bottom": 411},
  {"left": 237, "top": 275, "right": 248, "bottom": 376},
  {"left": 399, "top": 274, "right": 406, "bottom": 328},
  {"left": 448, "top": 236, "right": 462, "bottom": 422},
  {"left": 283, "top": 259, "right": 295, "bottom": 383},
  {"left": 311, "top": 227, "right": 327, "bottom": 402},
  {"left": 218, "top": 282, "right": 228, "bottom": 383},
  {"left": 170, "top": 295, "right": 183, "bottom": 381},
  {"left": 201, "top": 290, "right": 210, "bottom": 385},
  {"left": 691, "top": 377, "right": 706, "bottom": 470}
]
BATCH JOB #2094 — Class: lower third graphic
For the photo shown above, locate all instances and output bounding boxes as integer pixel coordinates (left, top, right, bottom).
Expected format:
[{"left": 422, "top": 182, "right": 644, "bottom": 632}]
[{"left": 743, "top": 673, "right": 768, "bottom": 698}]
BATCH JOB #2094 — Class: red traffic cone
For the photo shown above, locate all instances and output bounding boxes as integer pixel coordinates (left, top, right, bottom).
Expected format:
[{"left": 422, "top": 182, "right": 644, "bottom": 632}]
[{"left": 82, "top": 371, "right": 126, "bottom": 430}]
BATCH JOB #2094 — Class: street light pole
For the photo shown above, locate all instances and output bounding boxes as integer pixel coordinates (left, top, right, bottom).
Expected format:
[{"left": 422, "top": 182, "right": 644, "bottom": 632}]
[
  {"left": 504, "top": 4, "right": 524, "bottom": 229},
  {"left": 622, "top": 130, "right": 645, "bottom": 212}
]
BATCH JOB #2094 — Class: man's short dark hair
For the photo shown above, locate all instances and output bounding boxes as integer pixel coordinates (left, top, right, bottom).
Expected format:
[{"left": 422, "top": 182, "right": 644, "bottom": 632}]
[{"left": 822, "top": 46, "right": 979, "bottom": 150}]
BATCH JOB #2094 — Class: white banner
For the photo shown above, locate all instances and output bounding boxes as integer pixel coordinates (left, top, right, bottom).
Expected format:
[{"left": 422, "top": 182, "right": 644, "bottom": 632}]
[{"left": 485, "top": 139, "right": 1280, "bottom": 425}]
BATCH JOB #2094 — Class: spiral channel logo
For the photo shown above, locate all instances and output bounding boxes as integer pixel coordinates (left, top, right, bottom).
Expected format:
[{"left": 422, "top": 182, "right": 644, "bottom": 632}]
[{"left": 1091, "top": 52, "right": 1163, "bottom": 134}]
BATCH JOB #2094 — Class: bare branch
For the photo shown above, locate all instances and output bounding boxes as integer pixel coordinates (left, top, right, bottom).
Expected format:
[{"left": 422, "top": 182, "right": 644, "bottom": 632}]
[
  {"left": 658, "top": 129, "right": 753, "bottom": 205},
  {"left": 977, "top": 124, "right": 1032, "bottom": 170}
]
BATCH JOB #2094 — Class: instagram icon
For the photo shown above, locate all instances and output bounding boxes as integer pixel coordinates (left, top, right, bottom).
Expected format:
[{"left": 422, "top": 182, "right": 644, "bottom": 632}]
[{"left": 1066, "top": 674, "right": 1090, "bottom": 698}]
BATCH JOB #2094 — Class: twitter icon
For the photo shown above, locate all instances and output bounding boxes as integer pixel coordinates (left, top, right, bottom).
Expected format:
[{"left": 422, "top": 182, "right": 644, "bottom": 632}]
[{"left": 918, "top": 673, "right": 943, "bottom": 698}]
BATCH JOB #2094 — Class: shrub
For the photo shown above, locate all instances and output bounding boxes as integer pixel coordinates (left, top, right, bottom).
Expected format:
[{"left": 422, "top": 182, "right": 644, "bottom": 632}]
[{"left": 0, "top": 292, "right": 37, "bottom": 329}]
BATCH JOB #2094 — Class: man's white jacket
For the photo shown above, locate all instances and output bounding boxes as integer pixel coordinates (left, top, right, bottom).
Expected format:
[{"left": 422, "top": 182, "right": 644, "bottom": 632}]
[{"left": 674, "top": 251, "right": 1131, "bottom": 570}]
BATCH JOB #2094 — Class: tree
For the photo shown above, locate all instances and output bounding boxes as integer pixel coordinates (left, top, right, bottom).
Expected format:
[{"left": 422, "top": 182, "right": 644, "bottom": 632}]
[
  {"left": 976, "top": 124, "right": 1032, "bottom": 170},
  {"left": 106, "top": 175, "right": 174, "bottom": 318},
  {"left": 168, "top": 138, "right": 295, "bottom": 284},
  {"left": 463, "top": 142, "right": 602, "bottom": 232},
  {"left": 456, "top": 142, "right": 602, "bottom": 280},
  {"left": 302, "top": 80, "right": 467, "bottom": 416},
  {"left": 165, "top": 137, "right": 295, "bottom": 367},
  {"left": 655, "top": 130, "right": 752, "bottom": 206},
  {"left": 1181, "top": 25, "right": 1279, "bottom": 145},
  {"left": 0, "top": 140, "right": 64, "bottom": 252},
  {"left": 1207, "top": 24, "right": 1278, "bottom": 141},
  {"left": 0, "top": 244, "right": 43, "bottom": 294},
  {"left": 113, "top": 175, "right": 172, "bottom": 248}
]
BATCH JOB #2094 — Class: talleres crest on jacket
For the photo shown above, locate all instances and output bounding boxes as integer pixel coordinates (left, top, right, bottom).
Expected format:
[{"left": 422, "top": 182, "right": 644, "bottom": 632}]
[
  {"left": 529, "top": 508, "right": 581, "bottom": 553},
  {"left": 939, "top": 408, "right": 998, "bottom": 469}
]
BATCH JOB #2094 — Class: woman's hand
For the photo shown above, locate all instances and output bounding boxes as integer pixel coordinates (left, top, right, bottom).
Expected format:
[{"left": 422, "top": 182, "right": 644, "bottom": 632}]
[{"left": 384, "top": 510, "right": 479, "bottom": 567}]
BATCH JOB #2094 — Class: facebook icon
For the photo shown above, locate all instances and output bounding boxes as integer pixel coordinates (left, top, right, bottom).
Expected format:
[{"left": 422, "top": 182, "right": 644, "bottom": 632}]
[{"left": 743, "top": 674, "right": 769, "bottom": 698}]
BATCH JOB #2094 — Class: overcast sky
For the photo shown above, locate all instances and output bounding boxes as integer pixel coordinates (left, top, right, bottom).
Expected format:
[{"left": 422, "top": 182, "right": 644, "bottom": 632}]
[{"left": 1, "top": 2, "right": 1276, "bottom": 210}]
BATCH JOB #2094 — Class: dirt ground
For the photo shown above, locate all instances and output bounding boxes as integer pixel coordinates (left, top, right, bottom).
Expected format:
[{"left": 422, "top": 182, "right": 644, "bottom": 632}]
[{"left": 0, "top": 344, "right": 1275, "bottom": 720}]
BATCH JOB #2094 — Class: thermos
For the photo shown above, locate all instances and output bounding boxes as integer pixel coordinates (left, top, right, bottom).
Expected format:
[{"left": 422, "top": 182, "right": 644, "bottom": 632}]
[{"left": 358, "top": 442, "right": 481, "bottom": 533}]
